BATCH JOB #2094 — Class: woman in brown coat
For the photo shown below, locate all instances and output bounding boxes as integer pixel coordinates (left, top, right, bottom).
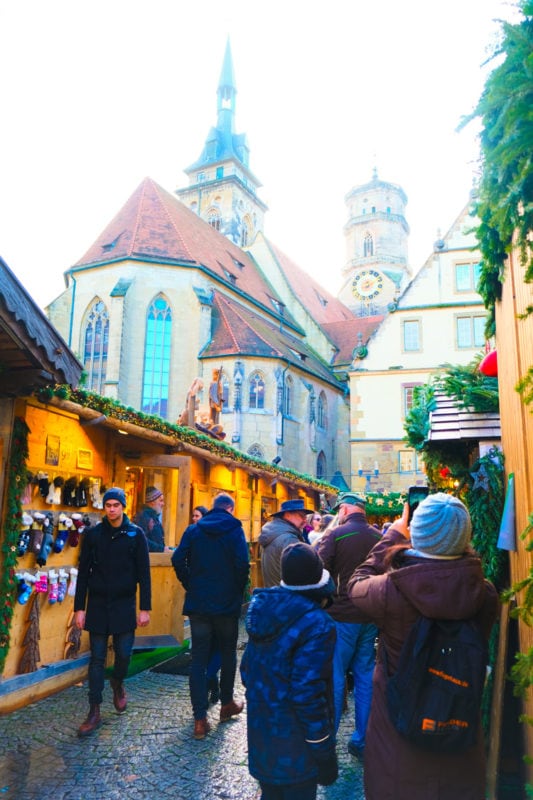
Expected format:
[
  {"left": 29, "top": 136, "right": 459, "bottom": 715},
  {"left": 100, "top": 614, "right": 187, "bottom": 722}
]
[{"left": 347, "top": 493, "right": 499, "bottom": 800}]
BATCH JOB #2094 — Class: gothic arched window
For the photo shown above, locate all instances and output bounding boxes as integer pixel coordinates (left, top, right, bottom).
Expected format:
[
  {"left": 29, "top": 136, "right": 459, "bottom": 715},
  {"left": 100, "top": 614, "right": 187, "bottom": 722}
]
[
  {"left": 284, "top": 375, "right": 293, "bottom": 417},
  {"left": 316, "top": 451, "right": 327, "bottom": 479},
  {"left": 222, "top": 376, "right": 230, "bottom": 410},
  {"left": 317, "top": 391, "right": 327, "bottom": 429},
  {"left": 247, "top": 443, "right": 265, "bottom": 460},
  {"left": 82, "top": 299, "right": 109, "bottom": 393},
  {"left": 241, "top": 215, "right": 253, "bottom": 247},
  {"left": 207, "top": 208, "right": 221, "bottom": 231},
  {"left": 364, "top": 233, "right": 374, "bottom": 257},
  {"left": 141, "top": 295, "right": 172, "bottom": 418},
  {"left": 249, "top": 372, "right": 265, "bottom": 410}
]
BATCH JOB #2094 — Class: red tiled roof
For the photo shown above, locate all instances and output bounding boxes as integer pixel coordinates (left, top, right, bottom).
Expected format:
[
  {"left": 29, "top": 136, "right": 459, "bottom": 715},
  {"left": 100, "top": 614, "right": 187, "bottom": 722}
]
[
  {"left": 72, "top": 178, "right": 294, "bottom": 326},
  {"left": 268, "top": 243, "right": 354, "bottom": 325},
  {"left": 322, "top": 316, "right": 384, "bottom": 366},
  {"left": 202, "top": 292, "right": 343, "bottom": 387}
]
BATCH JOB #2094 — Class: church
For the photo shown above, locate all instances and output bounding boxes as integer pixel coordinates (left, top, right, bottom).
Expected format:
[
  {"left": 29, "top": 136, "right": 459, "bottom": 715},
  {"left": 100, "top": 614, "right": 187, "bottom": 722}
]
[{"left": 47, "top": 40, "right": 488, "bottom": 494}]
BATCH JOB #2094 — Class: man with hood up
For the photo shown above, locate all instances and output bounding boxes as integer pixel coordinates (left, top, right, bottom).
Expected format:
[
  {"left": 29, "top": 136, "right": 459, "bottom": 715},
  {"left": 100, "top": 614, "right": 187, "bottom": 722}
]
[
  {"left": 172, "top": 493, "right": 249, "bottom": 741},
  {"left": 241, "top": 542, "right": 338, "bottom": 799}
]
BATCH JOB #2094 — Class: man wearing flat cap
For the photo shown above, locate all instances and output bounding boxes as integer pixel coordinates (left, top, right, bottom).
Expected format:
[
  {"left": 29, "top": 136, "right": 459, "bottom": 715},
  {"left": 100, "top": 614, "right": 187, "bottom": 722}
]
[
  {"left": 258, "top": 498, "right": 313, "bottom": 587},
  {"left": 316, "top": 492, "right": 381, "bottom": 760}
]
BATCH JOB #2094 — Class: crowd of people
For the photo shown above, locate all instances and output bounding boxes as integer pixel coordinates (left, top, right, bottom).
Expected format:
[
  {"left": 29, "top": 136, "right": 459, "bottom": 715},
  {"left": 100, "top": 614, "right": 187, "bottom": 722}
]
[{"left": 72, "top": 484, "right": 498, "bottom": 800}]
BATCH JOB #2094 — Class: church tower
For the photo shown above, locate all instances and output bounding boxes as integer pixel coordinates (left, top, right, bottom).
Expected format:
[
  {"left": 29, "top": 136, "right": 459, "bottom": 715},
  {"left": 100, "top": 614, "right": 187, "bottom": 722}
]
[
  {"left": 176, "top": 39, "right": 267, "bottom": 248},
  {"left": 338, "top": 169, "right": 411, "bottom": 316}
]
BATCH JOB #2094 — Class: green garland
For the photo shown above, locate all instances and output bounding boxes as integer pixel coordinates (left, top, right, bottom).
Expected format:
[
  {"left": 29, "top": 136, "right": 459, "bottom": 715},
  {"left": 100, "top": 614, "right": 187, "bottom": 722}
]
[
  {"left": 360, "top": 491, "right": 405, "bottom": 519},
  {"left": 37, "top": 385, "right": 339, "bottom": 494},
  {"left": 0, "top": 417, "right": 30, "bottom": 673}
]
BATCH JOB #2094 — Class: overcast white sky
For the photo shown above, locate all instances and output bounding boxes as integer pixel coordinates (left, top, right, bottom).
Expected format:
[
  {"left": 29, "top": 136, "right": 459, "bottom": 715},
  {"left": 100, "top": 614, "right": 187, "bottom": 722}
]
[{"left": 0, "top": 0, "right": 519, "bottom": 308}]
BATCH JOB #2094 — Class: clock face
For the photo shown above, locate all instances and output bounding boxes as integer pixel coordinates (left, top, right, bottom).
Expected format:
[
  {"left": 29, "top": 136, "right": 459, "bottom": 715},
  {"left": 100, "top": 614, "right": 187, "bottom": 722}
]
[{"left": 352, "top": 270, "right": 384, "bottom": 300}]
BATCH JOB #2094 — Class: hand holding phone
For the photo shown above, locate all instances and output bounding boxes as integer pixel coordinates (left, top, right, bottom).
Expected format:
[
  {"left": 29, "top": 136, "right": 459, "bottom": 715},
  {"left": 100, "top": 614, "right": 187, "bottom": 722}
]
[{"left": 407, "top": 485, "right": 429, "bottom": 523}]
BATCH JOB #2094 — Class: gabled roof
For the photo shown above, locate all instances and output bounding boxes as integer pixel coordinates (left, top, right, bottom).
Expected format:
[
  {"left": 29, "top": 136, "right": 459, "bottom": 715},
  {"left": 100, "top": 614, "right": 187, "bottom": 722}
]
[
  {"left": 71, "top": 178, "right": 297, "bottom": 329},
  {"left": 201, "top": 292, "right": 344, "bottom": 388},
  {"left": 268, "top": 243, "right": 354, "bottom": 326},
  {"left": 0, "top": 257, "right": 83, "bottom": 395},
  {"left": 322, "top": 316, "right": 384, "bottom": 366},
  {"left": 428, "top": 393, "right": 501, "bottom": 442}
]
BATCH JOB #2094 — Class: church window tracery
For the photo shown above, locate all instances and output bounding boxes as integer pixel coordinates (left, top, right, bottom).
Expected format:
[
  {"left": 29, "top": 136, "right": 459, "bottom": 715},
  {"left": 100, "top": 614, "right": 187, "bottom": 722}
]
[
  {"left": 248, "top": 371, "right": 265, "bottom": 410},
  {"left": 141, "top": 295, "right": 172, "bottom": 418},
  {"left": 317, "top": 391, "right": 327, "bottom": 429},
  {"left": 364, "top": 233, "right": 374, "bottom": 257},
  {"left": 82, "top": 299, "right": 109, "bottom": 394}
]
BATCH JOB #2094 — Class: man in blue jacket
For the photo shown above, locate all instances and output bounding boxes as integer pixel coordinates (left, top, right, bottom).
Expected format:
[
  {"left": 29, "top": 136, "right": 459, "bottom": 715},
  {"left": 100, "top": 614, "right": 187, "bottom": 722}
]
[{"left": 172, "top": 493, "right": 250, "bottom": 740}]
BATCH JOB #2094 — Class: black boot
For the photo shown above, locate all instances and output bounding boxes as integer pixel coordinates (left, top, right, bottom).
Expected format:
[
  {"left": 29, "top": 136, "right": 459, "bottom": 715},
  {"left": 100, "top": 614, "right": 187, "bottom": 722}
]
[
  {"left": 78, "top": 704, "right": 101, "bottom": 737},
  {"left": 207, "top": 676, "right": 220, "bottom": 706}
]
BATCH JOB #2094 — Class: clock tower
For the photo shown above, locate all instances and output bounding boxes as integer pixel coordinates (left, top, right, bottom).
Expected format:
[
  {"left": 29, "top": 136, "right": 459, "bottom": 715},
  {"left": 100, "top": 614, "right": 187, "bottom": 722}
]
[{"left": 338, "top": 169, "right": 411, "bottom": 316}]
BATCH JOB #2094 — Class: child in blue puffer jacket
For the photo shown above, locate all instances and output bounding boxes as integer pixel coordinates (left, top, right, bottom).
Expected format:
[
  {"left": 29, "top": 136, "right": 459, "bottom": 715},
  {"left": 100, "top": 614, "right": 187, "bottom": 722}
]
[{"left": 240, "top": 542, "right": 338, "bottom": 800}]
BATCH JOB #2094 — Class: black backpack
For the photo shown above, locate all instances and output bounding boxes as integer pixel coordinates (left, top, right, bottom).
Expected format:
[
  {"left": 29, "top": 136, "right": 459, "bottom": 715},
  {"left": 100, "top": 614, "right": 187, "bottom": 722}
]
[{"left": 385, "top": 616, "right": 488, "bottom": 752}]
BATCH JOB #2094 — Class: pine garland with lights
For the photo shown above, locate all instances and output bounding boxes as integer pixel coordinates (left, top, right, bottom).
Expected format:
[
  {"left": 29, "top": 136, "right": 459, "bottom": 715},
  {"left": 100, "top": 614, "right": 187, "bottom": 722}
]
[
  {"left": 0, "top": 417, "right": 30, "bottom": 673},
  {"left": 37, "top": 385, "right": 339, "bottom": 493}
]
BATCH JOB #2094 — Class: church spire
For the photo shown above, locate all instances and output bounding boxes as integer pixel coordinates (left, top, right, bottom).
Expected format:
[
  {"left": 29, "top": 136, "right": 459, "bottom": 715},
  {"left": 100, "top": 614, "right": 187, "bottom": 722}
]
[{"left": 217, "top": 37, "right": 237, "bottom": 134}]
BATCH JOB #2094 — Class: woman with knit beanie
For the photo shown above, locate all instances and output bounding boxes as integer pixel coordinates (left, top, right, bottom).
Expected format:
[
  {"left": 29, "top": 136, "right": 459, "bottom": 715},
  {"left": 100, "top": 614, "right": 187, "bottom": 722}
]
[{"left": 347, "top": 492, "right": 499, "bottom": 800}]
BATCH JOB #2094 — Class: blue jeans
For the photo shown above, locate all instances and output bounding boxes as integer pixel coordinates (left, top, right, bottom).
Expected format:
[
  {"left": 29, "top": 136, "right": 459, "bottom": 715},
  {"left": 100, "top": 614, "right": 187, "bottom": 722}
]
[
  {"left": 188, "top": 613, "right": 239, "bottom": 720},
  {"left": 260, "top": 780, "right": 317, "bottom": 800},
  {"left": 88, "top": 631, "right": 135, "bottom": 705},
  {"left": 333, "top": 620, "right": 377, "bottom": 748}
]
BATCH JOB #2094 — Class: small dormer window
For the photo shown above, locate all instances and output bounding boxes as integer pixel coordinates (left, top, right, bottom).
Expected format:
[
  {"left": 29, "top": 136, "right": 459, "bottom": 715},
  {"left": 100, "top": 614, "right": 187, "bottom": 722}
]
[
  {"left": 223, "top": 269, "right": 237, "bottom": 285},
  {"left": 197, "top": 172, "right": 206, "bottom": 183},
  {"left": 270, "top": 297, "right": 285, "bottom": 315}
]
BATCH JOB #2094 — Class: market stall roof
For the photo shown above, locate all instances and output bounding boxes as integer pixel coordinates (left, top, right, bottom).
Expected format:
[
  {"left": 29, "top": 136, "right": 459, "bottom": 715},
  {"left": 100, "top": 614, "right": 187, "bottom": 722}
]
[
  {"left": 0, "top": 257, "right": 83, "bottom": 395},
  {"left": 427, "top": 392, "right": 501, "bottom": 441}
]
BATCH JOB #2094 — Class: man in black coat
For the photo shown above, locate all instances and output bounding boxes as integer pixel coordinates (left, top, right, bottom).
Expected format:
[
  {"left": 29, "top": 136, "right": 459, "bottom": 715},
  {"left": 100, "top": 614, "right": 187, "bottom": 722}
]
[{"left": 74, "top": 487, "right": 151, "bottom": 737}]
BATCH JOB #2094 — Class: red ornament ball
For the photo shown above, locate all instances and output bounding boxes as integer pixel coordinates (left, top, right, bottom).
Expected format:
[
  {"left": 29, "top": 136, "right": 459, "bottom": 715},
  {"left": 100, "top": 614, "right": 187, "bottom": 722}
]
[{"left": 479, "top": 350, "right": 498, "bottom": 377}]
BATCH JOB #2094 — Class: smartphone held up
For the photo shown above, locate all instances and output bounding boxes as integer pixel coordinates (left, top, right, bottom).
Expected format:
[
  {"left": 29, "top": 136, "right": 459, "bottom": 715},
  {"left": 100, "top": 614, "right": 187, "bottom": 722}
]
[{"left": 407, "top": 485, "right": 429, "bottom": 524}]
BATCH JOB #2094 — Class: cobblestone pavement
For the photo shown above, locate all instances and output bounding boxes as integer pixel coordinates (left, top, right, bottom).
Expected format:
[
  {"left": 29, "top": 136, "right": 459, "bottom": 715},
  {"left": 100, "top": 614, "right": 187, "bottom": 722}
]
[{"left": 0, "top": 639, "right": 365, "bottom": 800}]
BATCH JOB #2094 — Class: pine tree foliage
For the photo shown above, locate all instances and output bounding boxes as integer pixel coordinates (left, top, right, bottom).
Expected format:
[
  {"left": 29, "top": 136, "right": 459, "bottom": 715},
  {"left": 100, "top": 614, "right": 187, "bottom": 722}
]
[{"left": 460, "top": 1, "right": 533, "bottom": 336}]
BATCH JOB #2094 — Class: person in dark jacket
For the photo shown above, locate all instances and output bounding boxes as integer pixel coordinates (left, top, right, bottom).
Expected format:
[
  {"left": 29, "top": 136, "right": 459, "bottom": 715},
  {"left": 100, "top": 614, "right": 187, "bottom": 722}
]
[
  {"left": 258, "top": 498, "right": 313, "bottom": 587},
  {"left": 241, "top": 542, "right": 338, "bottom": 800},
  {"left": 133, "top": 485, "right": 166, "bottom": 552},
  {"left": 347, "top": 494, "right": 499, "bottom": 800},
  {"left": 172, "top": 493, "right": 250, "bottom": 740},
  {"left": 74, "top": 487, "right": 151, "bottom": 737},
  {"left": 316, "top": 492, "right": 381, "bottom": 759}
]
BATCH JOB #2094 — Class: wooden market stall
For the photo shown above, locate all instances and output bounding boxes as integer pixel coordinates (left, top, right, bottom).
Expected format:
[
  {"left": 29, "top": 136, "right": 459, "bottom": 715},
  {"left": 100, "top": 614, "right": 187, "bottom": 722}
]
[{"left": 0, "top": 389, "right": 337, "bottom": 712}]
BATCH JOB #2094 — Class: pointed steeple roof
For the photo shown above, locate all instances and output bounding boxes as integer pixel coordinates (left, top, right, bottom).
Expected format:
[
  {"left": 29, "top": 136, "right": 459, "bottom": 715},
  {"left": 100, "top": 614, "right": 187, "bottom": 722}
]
[
  {"left": 70, "top": 177, "right": 296, "bottom": 328},
  {"left": 185, "top": 39, "right": 253, "bottom": 176}
]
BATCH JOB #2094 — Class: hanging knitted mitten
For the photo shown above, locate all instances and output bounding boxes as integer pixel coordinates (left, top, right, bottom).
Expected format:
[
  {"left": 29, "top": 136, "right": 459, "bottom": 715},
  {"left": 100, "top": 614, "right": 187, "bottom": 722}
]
[
  {"left": 29, "top": 513, "right": 46, "bottom": 556},
  {"left": 34, "top": 571, "right": 49, "bottom": 593},
  {"left": 17, "top": 573, "right": 36, "bottom": 604},
  {"left": 68, "top": 512, "right": 90, "bottom": 547},
  {"left": 48, "top": 570, "right": 59, "bottom": 604},
  {"left": 17, "top": 512, "right": 33, "bottom": 557},
  {"left": 57, "top": 569, "right": 68, "bottom": 603},
  {"left": 49, "top": 476, "right": 64, "bottom": 505},
  {"left": 54, "top": 514, "right": 71, "bottom": 553},
  {"left": 37, "top": 471, "right": 50, "bottom": 499},
  {"left": 67, "top": 567, "right": 78, "bottom": 597},
  {"left": 62, "top": 477, "right": 78, "bottom": 507}
]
